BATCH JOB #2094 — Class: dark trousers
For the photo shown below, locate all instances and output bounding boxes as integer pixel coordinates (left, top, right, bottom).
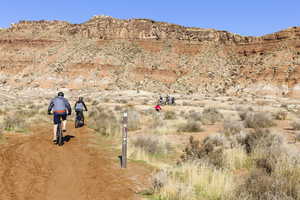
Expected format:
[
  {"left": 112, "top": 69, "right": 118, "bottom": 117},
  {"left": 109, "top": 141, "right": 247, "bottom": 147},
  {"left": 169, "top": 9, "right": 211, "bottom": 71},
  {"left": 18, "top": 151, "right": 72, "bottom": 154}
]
[{"left": 75, "top": 110, "right": 84, "bottom": 124}]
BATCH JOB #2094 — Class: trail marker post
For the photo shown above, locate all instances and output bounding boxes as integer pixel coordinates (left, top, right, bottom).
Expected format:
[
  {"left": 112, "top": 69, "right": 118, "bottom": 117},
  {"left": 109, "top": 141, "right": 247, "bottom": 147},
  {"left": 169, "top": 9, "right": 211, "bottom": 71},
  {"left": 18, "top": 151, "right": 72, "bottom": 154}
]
[{"left": 121, "top": 111, "right": 128, "bottom": 168}]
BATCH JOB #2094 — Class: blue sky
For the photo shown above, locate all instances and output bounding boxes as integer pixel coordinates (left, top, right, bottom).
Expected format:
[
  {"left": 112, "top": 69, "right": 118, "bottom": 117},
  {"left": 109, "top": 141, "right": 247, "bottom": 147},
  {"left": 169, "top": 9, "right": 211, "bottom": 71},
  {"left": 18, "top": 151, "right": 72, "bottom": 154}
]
[{"left": 0, "top": 0, "right": 299, "bottom": 36}]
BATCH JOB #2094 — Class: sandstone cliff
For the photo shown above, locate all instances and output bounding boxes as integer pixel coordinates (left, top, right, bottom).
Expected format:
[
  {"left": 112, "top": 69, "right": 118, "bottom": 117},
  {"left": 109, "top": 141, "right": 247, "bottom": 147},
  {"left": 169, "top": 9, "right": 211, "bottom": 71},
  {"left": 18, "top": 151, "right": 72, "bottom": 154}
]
[{"left": 0, "top": 16, "right": 300, "bottom": 96}]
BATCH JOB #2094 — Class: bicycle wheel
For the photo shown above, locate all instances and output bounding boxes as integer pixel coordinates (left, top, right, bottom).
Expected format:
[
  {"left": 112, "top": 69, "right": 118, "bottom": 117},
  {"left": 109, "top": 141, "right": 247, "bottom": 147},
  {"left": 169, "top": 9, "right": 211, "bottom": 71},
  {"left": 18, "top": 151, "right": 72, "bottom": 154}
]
[
  {"left": 75, "top": 113, "right": 80, "bottom": 128},
  {"left": 57, "top": 122, "right": 63, "bottom": 146}
]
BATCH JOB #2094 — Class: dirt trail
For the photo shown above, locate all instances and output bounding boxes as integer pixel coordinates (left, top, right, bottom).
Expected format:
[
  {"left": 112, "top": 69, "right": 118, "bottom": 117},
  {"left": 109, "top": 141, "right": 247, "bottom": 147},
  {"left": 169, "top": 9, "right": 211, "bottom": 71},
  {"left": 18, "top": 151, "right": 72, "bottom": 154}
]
[{"left": 0, "top": 124, "right": 150, "bottom": 200}]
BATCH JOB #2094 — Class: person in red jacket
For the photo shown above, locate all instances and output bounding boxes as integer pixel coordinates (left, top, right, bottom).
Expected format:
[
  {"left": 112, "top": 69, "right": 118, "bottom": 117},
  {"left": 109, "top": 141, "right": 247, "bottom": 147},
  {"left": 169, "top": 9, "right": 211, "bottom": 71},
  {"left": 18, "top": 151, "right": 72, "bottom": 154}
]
[{"left": 155, "top": 104, "right": 162, "bottom": 112}]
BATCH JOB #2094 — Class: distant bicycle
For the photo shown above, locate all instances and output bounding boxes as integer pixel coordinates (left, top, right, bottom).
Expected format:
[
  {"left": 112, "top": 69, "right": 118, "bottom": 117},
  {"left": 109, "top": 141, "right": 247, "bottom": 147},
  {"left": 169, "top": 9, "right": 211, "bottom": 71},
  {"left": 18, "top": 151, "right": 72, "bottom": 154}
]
[
  {"left": 75, "top": 110, "right": 85, "bottom": 128},
  {"left": 56, "top": 115, "right": 64, "bottom": 146},
  {"left": 50, "top": 113, "right": 64, "bottom": 146},
  {"left": 74, "top": 97, "right": 88, "bottom": 128}
]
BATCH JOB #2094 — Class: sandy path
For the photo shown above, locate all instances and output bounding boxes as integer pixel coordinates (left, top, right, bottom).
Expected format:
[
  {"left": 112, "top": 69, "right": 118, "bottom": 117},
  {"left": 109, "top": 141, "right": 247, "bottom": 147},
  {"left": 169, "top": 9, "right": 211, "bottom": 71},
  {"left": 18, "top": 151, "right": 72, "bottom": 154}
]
[{"left": 0, "top": 124, "right": 150, "bottom": 200}]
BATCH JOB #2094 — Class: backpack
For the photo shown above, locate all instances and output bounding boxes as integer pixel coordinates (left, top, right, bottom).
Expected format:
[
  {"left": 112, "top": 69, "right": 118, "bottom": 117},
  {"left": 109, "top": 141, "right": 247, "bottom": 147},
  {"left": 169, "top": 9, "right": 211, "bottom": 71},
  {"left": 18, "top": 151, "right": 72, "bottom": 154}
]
[{"left": 75, "top": 102, "right": 84, "bottom": 111}]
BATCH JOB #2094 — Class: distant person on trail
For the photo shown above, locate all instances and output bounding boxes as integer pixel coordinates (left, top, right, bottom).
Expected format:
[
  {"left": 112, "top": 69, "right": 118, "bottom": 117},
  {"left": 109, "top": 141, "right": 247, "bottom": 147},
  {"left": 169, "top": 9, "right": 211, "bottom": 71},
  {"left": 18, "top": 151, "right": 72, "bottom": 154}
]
[
  {"left": 171, "top": 97, "right": 175, "bottom": 105},
  {"left": 74, "top": 97, "right": 88, "bottom": 125},
  {"left": 48, "top": 92, "right": 72, "bottom": 143},
  {"left": 159, "top": 95, "right": 163, "bottom": 105},
  {"left": 165, "top": 95, "right": 170, "bottom": 105},
  {"left": 155, "top": 104, "right": 162, "bottom": 112}
]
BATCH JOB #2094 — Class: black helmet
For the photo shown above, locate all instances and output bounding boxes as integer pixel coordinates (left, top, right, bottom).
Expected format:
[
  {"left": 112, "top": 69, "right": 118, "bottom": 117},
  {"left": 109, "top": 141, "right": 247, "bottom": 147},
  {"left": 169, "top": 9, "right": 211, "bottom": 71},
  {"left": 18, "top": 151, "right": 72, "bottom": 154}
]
[{"left": 58, "top": 92, "right": 64, "bottom": 97}]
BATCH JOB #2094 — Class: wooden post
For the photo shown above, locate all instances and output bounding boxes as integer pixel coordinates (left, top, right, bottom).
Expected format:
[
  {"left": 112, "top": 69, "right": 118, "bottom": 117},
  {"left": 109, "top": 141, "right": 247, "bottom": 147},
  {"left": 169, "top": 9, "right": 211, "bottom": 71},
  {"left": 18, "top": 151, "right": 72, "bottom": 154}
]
[{"left": 121, "top": 111, "right": 128, "bottom": 168}]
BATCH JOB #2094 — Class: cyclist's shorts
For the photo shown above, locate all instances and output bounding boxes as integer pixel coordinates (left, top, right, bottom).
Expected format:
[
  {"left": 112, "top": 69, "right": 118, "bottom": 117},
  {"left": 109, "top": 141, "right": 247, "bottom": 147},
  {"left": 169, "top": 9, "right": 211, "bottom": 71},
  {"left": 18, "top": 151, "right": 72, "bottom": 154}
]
[{"left": 53, "top": 112, "right": 67, "bottom": 125}]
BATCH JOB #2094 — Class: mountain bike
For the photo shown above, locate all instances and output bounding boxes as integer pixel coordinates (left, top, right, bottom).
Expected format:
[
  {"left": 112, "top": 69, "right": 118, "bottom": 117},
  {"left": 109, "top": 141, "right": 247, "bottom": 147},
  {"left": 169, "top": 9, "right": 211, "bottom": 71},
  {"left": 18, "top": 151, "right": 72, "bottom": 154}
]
[
  {"left": 56, "top": 117, "right": 64, "bottom": 146},
  {"left": 75, "top": 110, "right": 85, "bottom": 128}
]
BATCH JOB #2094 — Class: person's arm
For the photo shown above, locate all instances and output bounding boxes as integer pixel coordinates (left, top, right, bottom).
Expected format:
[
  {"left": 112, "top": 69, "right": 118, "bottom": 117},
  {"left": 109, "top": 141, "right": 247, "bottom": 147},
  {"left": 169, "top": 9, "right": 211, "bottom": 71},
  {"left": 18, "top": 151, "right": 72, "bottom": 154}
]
[
  {"left": 82, "top": 101, "right": 88, "bottom": 111},
  {"left": 65, "top": 99, "right": 72, "bottom": 115},
  {"left": 48, "top": 99, "right": 54, "bottom": 114}
]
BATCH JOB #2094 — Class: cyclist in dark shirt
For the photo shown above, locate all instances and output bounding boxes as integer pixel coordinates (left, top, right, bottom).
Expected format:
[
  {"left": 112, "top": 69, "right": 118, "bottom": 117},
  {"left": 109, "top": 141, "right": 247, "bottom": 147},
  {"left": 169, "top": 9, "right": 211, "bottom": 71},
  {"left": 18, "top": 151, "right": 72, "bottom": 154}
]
[{"left": 74, "top": 97, "right": 88, "bottom": 125}]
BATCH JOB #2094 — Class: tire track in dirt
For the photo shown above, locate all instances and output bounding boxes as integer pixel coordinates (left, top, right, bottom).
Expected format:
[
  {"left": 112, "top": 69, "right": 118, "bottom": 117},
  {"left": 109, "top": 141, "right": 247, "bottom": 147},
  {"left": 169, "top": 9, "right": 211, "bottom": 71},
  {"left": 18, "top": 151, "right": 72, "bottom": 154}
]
[{"left": 0, "top": 124, "right": 150, "bottom": 200}]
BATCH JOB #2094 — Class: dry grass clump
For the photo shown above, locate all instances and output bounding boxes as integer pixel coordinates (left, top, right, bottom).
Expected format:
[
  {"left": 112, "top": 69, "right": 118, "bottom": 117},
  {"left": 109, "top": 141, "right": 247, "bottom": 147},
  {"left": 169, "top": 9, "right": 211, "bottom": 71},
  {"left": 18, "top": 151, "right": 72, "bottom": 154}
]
[
  {"left": 0, "top": 133, "right": 3, "bottom": 143},
  {"left": 88, "top": 109, "right": 120, "bottom": 137},
  {"left": 274, "top": 110, "right": 288, "bottom": 120},
  {"left": 132, "top": 136, "right": 172, "bottom": 156},
  {"left": 181, "top": 135, "right": 227, "bottom": 168},
  {"left": 164, "top": 110, "right": 177, "bottom": 120},
  {"left": 233, "top": 144, "right": 300, "bottom": 200},
  {"left": 201, "top": 107, "right": 223, "bottom": 125},
  {"left": 0, "top": 108, "right": 7, "bottom": 115},
  {"left": 178, "top": 120, "right": 203, "bottom": 133},
  {"left": 178, "top": 128, "right": 298, "bottom": 200},
  {"left": 129, "top": 136, "right": 172, "bottom": 165},
  {"left": 127, "top": 108, "right": 141, "bottom": 131},
  {"left": 186, "top": 111, "right": 202, "bottom": 121},
  {"left": 91, "top": 100, "right": 99, "bottom": 106},
  {"left": 223, "top": 120, "right": 244, "bottom": 137},
  {"left": 295, "top": 132, "right": 300, "bottom": 142},
  {"left": 3, "top": 112, "right": 27, "bottom": 132},
  {"left": 237, "top": 107, "right": 254, "bottom": 120},
  {"left": 244, "top": 112, "right": 275, "bottom": 128},
  {"left": 117, "top": 99, "right": 128, "bottom": 104},
  {"left": 153, "top": 120, "right": 300, "bottom": 200},
  {"left": 114, "top": 105, "right": 122, "bottom": 111},
  {"left": 244, "top": 128, "right": 283, "bottom": 154},
  {"left": 233, "top": 168, "right": 300, "bottom": 200},
  {"left": 291, "top": 120, "right": 300, "bottom": 130},
  {"left": 152, "top": 162, "right": 235, "bottom": 200}
]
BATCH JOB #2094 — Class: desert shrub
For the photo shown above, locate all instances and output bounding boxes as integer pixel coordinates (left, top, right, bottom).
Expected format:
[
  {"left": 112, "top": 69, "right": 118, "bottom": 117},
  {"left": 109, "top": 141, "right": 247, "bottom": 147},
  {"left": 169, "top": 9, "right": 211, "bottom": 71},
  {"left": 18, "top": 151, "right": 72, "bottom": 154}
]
[
  {"left": 127, "top": 108, "right": 141, "bottom": 131},
  {"left": 0, "top": 109, "right": 6, "bottom": 115},
  {"left": 103, "top": 98, "right": 110, "bottom": 103},
  {"left": 291, "top": 120, "right": 300, "bottom": 130},
  {"left": 201, "top": 107, "right": 223, "bottom": 125},
  {"left": 223, "top": 120, "right": 244, "bottom": 137},
  {"left": 3, "top": 113, "right": 27, "bottom": 132},
  {"left": 152, "top": 162, "right": 235, "bottom": 200},
  {"left": 237, "top": 107, "right": 254, "bottom": 120},
  {"left": 295, "top": 132, "right": 300, "bottom": 142},
  {"left": 149, "top": 112, "right": 164, "bottom": 129},
  {"left": 143, "top": 99, "right": 149, "bottom": 105},
  {"left": 164, "top": 110, "right": 177, "bottom": 120},
  {"left": 244, "top": 128, "right": 283, "bottom": 154},
  {"left": 132, "top": 136, "right": 172, "bottom": 156},
  {"left": 233, "top": 168, "right": 300, "bottom": 200},
  {"left": 117, "top": 99, "right": 128, "bottom": 104},
  {"left": 89, "top": 110, "right": 120, "bottom": 137},
  {"left": 87, "top": 110, "right": 98, "bottom": 119},
  {"left": 178, "top": 120, "right": 203, "bottom": 133},
  {"left": 187, "top": 111, "right": 202, "bottom": 121},
  {"left": 182, "top": 101, "right": 189, "bottom": 106},
  {"left": 114, "top": 105, "right": 122, "bottom": 111},
  {"left": 222, "top": 146, "right": 250, "bottom": 170},
  {"left": 91, "top": 100, "right": 99, "bottom": 106},
  {"left": 181, "top": 136, "right": 226, "bottom": 168},
  {"left": 274, "top": 111, "right": 288, "bottom": 120},
  {"left": 244, "top": 112, "right": 275, "bottom": 128}
]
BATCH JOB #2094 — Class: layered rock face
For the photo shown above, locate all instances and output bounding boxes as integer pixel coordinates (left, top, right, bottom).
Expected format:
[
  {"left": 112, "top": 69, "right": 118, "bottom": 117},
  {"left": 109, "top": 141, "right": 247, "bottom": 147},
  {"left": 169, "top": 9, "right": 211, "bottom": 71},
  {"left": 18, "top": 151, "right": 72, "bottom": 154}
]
[{"left": 0, "top": 16, "right": 300, "bottom": 96}]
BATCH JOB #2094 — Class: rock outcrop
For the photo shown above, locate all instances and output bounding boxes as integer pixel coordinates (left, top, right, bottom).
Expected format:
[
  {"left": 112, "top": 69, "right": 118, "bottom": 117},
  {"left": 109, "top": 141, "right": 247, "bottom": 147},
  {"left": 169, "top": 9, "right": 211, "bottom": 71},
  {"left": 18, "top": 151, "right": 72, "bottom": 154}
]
[{"left": 0, "top": 16, "right": 300, "bottom": 97}]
